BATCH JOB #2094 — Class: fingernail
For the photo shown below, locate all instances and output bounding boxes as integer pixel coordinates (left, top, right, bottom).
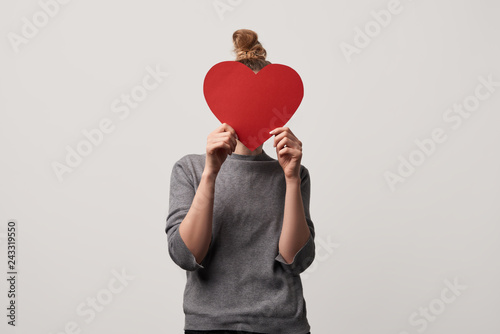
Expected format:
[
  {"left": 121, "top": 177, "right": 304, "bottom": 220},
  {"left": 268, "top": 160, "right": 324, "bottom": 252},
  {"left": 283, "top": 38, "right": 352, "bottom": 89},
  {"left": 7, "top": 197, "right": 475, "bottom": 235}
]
[{"left": 269, "top": 130, "right": 274, "bottom": 134}]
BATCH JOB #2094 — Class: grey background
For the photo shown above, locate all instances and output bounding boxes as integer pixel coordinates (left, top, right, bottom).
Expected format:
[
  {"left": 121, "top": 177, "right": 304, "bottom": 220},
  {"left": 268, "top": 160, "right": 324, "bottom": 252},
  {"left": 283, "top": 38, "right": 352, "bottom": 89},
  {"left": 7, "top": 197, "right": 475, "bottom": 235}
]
[{"left": 1, "top": 0, "right": 499, "bottom": 333}]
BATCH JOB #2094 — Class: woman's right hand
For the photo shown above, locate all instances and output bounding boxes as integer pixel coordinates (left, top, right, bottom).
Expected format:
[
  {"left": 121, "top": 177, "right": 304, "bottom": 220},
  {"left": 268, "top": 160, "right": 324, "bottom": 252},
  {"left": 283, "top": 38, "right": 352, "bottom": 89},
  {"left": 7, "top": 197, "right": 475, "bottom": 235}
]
[{"left": 205, "top": 123, "right": 238, "bottom": 176}]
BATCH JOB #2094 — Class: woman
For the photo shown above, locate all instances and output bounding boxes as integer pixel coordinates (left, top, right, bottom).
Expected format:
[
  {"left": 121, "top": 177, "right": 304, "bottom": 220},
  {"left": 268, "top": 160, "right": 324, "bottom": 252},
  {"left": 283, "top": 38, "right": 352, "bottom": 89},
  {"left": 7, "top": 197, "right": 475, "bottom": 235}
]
[{"left": 166, "top": 29, "right": 315, "bottom": 334}]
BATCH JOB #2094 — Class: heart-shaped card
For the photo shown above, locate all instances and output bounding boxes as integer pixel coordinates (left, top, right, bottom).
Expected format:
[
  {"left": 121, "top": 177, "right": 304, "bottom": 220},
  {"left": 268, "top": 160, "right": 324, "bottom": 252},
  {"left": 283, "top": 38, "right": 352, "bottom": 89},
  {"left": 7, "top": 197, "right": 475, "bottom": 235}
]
[{"left": 203, "top": 61, "right": 304, "bottom": 151}]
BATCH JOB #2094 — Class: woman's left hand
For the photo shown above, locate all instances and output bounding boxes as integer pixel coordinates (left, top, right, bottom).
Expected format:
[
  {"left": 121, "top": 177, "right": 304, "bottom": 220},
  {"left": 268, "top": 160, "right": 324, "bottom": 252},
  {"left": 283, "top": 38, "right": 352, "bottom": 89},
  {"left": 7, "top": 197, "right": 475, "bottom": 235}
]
[{"left": 270, "top": 126, "right": 302, "bottom": 180}]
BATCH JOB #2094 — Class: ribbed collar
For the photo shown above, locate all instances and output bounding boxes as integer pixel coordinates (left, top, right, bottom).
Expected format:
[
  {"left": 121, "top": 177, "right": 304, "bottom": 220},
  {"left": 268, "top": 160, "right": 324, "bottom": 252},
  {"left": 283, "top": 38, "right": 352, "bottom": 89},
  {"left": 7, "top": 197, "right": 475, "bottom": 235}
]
[{"left": 226, "top": 149, "right": 275, "bottom": 161}]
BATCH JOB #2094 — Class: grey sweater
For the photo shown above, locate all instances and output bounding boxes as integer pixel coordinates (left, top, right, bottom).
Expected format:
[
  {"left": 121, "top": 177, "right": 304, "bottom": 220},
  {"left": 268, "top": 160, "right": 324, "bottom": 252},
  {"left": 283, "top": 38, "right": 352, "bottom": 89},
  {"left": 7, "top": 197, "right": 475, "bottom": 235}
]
[{"left": 165, "top": 149, "right": 315, "bottom": 334}]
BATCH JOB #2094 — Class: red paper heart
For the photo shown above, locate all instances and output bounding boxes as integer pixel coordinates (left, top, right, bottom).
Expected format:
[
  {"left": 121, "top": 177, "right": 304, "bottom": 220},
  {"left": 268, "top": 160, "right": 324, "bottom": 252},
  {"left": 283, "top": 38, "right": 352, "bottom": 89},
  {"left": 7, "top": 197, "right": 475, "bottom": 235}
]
[{"left": 203, "top": 61, "right": 304, "bottom": 151}]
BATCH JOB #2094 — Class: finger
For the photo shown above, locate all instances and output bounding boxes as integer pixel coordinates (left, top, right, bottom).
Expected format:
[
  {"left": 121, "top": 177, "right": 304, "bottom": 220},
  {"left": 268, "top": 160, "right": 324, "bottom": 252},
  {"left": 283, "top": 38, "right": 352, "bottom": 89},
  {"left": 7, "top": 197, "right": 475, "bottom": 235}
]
[
  {"left": 275, "top": 137, "right": 300, "bottom": 151},
  {"left": 208, "top": 141, "right": 231, "bottom": 154},
  {"left": 221, "top": 133, "right": 236, "bottom": 151},
  {"left": 278, "top": 146, "right": 302, "bottom": 158},
  {"left": 212, "top": 132, "right": 235, "bottom": 142},
  {"left": 277, "top": 146, "right": 293, "bottom": 156},
  {"left": 269, "top": 126, "right": 295, "bottom": 138},
  {"left": 211, "top": 132, "right": 237, "bottom": 150},
  {"left": 221, "top": 123, "right": 238, "bottom": 143},
  {"left": 218, "top": 136, "right": 236, "bottom": 152},
  {"left": 271, "top": 128, "right": 297, "bottom": 147},
  {"left": 219, "top": 142, "right": 232, "bottom": 155},
  {"left": 273, "top": 132, "right": 285, "bottom": 147},
  {"left": 226, "top": 135, "right": 237, "bottom": 152},
  {"left": 224, "top": 132, "right": 237, "bottom": 149},
  {"left": 220, "top": 123, "right": 238, "bottom": 139},
  {"left": 273, "top": 131, "right": 299, "bottom": 148}
]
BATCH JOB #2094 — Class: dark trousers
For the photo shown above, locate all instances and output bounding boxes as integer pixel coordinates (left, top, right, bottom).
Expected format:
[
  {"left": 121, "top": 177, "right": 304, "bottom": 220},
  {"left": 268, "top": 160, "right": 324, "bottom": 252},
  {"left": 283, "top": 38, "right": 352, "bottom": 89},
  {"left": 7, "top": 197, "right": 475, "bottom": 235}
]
[{"left": 185, "top": 331, "right": 311, "bottom": 334}]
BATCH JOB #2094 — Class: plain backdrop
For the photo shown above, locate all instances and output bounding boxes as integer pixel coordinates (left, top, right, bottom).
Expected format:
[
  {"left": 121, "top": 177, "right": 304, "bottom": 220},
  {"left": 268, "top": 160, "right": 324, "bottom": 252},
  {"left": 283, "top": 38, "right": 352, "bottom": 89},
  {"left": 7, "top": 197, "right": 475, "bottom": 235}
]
[{"left": 1, "top": 0, "right": 499, "bottom": 333}]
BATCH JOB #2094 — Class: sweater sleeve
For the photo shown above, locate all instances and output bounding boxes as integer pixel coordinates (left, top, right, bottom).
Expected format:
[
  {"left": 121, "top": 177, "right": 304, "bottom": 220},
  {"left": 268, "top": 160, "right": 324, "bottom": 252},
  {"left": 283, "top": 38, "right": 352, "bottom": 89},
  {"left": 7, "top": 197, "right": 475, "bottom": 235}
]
[
  {"left": 165, "top": 158, "right": 212, "bottom": 271},
  {"left": 274, "top": 166, "right": 316, "bottom": 276}
]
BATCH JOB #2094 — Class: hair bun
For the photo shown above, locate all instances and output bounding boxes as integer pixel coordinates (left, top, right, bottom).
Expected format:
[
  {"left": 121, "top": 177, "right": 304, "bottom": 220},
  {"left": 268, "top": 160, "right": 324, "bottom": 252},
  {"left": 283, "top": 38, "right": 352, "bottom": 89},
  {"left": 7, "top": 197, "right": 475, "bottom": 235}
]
[{"left": 233, "top": 29, "right": 267, "bottom": 61}]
